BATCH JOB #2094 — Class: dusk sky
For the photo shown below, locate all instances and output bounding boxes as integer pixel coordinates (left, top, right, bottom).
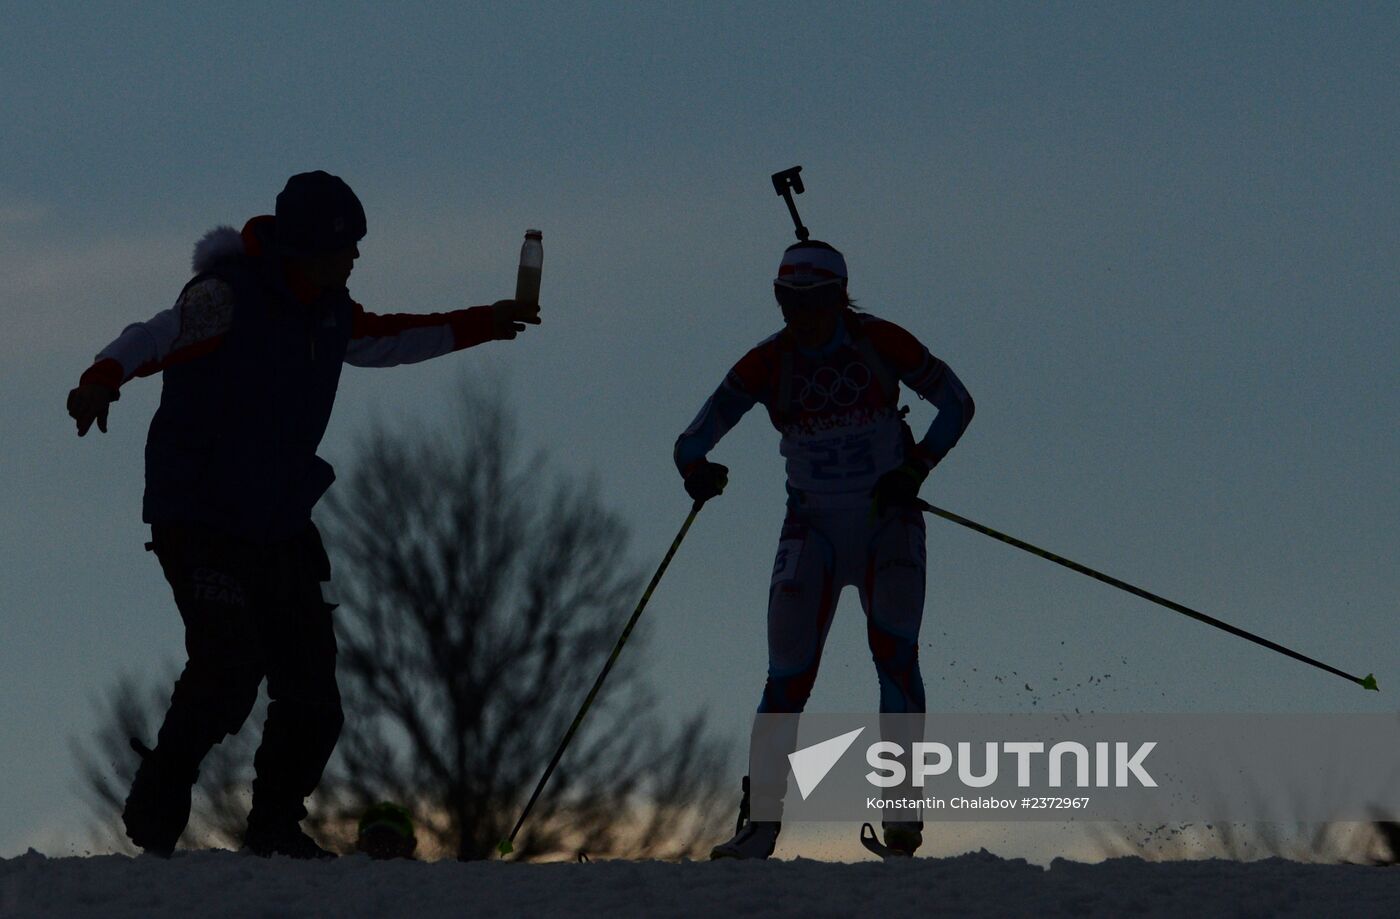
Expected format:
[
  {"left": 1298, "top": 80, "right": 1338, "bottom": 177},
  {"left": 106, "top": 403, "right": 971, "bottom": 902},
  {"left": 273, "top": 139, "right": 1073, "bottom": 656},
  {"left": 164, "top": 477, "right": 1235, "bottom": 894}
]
[{"left": 3, "top": 3, "right": 1396, "bottom": 860}]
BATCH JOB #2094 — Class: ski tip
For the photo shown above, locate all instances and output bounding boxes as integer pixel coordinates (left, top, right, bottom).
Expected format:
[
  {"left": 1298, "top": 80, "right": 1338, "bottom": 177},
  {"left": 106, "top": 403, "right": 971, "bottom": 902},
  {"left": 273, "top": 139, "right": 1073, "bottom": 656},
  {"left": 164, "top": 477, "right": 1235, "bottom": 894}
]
[
  {"left": 1361, "top": 673, "right": 1379, "bottom": 692},
  {"left": 496, "top": 838, "right": 513, "bottom": 857}
]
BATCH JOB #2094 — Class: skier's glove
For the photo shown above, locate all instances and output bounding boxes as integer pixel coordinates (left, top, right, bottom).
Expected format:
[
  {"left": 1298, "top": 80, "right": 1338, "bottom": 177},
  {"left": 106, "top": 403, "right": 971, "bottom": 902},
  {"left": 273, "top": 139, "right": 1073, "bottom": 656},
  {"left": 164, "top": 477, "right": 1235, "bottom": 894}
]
[
  {"left": 870, "top": 461, "right": 929, "bottom": 516},
  {"left": 684, "top": 461, "right": 729, "bottom": 504}
]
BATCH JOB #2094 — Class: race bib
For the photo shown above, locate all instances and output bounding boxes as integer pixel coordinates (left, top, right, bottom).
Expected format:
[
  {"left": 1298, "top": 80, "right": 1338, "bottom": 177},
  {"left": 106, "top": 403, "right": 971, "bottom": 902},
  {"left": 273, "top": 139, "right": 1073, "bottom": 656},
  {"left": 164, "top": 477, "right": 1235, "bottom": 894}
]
[{"left": 771, "top": 535, "right": 806, "bottom": 587}]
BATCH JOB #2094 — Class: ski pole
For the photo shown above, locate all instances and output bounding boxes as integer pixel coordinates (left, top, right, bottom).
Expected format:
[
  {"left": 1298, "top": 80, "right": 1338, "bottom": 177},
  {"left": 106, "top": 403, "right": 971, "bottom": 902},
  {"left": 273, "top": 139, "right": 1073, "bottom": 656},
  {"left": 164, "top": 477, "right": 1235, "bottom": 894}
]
[
  {"left": 914, "top": 499, "right": 1378, "bottom": 691},
  {"left": 498, "top": 500, "right": 706, "bottom": 856}
]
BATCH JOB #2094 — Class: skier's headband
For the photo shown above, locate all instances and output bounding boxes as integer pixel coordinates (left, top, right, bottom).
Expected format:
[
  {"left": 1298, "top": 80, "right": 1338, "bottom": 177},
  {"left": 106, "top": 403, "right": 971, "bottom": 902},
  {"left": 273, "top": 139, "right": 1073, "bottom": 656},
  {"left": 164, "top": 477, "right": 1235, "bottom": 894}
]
[{"left": 774, "top": 242, "right": 847, "bottom": 289}]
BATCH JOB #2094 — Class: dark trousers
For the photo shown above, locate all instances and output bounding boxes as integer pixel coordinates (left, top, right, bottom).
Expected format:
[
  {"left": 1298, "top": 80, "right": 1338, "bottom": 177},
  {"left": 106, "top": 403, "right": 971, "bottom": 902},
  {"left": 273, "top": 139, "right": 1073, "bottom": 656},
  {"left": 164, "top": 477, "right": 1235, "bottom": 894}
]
[{"left": 145, "top": 521, "right": 343, "bottom": 826}]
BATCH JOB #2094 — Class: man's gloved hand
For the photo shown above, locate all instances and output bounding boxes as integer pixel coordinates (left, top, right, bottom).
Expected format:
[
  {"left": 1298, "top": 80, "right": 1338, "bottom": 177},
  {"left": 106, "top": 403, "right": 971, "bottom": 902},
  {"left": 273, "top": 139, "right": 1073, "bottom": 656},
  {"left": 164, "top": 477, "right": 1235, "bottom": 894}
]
[
  {"left": 683, "top": 461, "right": 729, "bottom": 504},
  {"left": 870, "top": 460, "right": 929, "bottom": 516},
  {"left": 491, "top": 299, "right": 543, "bottom": 340},
  {"left": 67, "top": 383, "right": 119, "bottom": 436}
]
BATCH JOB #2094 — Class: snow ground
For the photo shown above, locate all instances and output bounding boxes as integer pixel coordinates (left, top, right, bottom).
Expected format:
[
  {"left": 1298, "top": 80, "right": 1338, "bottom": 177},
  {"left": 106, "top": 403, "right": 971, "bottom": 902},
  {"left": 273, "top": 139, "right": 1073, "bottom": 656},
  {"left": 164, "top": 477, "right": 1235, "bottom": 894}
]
[{"left": 1, "top": 849, "right": 1396, "bottom": 918}]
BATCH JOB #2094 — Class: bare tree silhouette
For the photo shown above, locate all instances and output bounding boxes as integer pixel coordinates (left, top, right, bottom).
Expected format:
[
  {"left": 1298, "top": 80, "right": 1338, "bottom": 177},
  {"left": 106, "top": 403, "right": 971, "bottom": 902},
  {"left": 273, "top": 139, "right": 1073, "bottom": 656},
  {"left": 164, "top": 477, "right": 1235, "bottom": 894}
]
[
  {"left": 313, "top": 386, "right": 729, "bottom": 859},
  {"left": 76, "top": 384, "right": 731, "bottom": 860}
]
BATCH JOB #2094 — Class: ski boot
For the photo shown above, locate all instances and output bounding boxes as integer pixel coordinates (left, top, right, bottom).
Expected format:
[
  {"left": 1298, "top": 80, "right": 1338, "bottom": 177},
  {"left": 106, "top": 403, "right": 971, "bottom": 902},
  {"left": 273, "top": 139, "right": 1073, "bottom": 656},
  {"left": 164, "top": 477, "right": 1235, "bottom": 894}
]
[
  {"left": 859, "top": 820, "right": 923, "bottom": 859},
  {"left": 882, "top": 820, "right": 923, "bottom": 856},
  {"left": 242, "top": 819, "right": 337, "bottom": 860},
  {"left": 710, "top": 821, "right": 781, "bottom": 860},
  {"left": 243, "top": 795, "right": 336, "bottom": 859},
  {"left": 122, "top": 738, "right": 197, "bottom": 857},
  {"left": 711, "top": 774, "right": 781, "bottom": 860}
]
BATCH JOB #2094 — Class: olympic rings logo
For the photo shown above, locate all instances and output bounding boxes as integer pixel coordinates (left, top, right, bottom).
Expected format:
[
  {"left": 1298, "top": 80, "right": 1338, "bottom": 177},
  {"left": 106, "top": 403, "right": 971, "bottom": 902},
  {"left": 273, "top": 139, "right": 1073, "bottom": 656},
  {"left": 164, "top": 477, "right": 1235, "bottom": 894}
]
[{"left": 795, "top": 362, "right": 872, "bottom": 412}]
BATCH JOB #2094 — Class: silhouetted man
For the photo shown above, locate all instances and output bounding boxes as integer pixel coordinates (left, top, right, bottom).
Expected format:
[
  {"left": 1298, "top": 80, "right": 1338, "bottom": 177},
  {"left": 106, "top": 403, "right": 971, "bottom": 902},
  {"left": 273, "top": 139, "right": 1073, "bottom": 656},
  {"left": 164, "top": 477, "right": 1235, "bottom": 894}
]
[{"left": 66, "top": 171, "right": 541, "bottom": 858}]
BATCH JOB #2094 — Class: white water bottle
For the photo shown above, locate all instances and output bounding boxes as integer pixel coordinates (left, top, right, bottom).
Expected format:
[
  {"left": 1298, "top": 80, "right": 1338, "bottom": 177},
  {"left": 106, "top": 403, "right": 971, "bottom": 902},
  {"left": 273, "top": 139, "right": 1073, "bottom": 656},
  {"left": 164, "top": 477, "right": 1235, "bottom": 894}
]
[{"left": 515, "top": 229, "right": 543, "bottom": 306}]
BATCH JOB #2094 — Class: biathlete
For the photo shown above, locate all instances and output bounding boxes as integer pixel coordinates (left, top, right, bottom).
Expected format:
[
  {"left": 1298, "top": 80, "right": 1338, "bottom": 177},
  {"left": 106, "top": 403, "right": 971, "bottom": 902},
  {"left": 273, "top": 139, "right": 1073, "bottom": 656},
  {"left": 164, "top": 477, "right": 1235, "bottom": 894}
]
[{"left": 674, "top": 239, "right": 974, "bottom": 859}]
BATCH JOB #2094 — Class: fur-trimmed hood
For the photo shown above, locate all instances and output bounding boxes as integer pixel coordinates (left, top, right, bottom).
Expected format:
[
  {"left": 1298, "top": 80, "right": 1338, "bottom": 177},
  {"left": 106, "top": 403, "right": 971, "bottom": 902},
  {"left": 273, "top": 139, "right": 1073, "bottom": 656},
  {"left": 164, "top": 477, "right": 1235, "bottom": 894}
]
[{"left": 191, "top": 225, "right": 245, "bottom": 274}]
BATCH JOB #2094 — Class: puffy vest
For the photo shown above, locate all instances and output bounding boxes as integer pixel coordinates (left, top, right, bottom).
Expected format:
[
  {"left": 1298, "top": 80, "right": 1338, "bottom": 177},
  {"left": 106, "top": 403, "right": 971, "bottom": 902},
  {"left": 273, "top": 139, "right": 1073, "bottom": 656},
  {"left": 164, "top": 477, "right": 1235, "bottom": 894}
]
[{"left": 143, "top": 245, "right": 353, "bottom": 542}]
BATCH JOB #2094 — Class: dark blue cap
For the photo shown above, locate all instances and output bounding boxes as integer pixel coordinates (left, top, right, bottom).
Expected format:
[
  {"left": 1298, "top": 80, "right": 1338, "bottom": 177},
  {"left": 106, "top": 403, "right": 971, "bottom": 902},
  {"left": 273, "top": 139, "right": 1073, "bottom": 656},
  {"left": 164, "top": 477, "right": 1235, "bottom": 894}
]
[{"left": 274, "top": 171, "right": 367, "bottom": 256}]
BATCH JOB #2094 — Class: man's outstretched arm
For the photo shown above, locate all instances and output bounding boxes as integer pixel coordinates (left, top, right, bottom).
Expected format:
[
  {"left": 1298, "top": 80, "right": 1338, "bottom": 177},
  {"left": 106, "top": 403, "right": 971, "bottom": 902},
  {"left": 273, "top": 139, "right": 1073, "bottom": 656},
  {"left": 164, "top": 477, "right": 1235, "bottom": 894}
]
[
  {"left": 344, "top": 300, "right": 540, "bottom": 367},
  {"left": 67, "top": 279, "right": 235, "bottom": 435}
]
